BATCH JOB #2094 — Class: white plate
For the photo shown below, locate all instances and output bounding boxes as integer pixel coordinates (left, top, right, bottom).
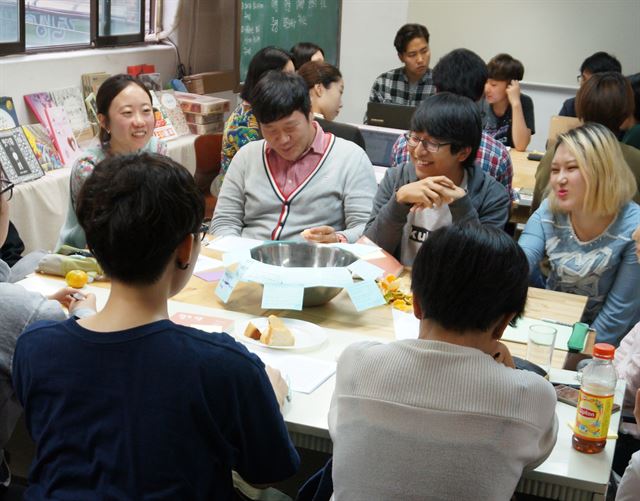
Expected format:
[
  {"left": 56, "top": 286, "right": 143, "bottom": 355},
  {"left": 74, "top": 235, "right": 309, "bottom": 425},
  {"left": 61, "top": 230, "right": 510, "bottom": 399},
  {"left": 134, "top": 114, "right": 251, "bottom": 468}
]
[{"left": 235, "top": 317, "right": 327, "bottom": 351}]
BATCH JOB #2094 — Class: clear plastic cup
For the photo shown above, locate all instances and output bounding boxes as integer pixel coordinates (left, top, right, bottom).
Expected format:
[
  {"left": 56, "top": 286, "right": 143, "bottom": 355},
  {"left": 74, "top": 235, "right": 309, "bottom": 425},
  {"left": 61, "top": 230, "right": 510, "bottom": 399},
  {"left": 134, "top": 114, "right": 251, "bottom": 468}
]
[{"left": 526, "top": 324, "right": 557, "bottom": 372}]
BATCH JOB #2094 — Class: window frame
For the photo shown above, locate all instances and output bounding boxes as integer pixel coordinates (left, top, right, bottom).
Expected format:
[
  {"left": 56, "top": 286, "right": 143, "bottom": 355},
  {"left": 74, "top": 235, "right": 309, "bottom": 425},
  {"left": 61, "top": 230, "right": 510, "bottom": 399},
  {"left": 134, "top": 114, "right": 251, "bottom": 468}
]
[
  {"left": 0, "top": 1, "right": 25, "bottom": 56},
  {"left": 0, "top": 0, "right": 155, "bottom": 56}
]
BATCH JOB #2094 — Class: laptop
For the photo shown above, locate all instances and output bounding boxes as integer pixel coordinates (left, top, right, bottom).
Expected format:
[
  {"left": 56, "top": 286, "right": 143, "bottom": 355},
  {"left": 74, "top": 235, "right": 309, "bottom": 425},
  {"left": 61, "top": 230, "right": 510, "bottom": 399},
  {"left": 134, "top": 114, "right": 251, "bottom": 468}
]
[
  {"left": 366, "top": 102, "right": 416, "bottom": 130},
  {"left": 356, "top": 124, "right": 406, "bottom": 168}
]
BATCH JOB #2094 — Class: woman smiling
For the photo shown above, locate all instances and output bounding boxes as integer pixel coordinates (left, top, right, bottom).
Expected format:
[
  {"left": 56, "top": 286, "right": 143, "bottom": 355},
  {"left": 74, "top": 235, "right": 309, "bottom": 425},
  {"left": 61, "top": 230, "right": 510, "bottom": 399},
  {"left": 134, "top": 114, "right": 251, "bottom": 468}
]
[{"left": 519, "top": 123, "right": 640, "bottom": 346}]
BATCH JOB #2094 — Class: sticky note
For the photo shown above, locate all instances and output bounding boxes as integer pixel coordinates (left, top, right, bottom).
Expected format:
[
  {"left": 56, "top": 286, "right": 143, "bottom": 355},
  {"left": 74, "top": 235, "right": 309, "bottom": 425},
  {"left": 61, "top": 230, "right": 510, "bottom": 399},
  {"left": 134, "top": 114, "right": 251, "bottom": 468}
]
[
  {"left": 215, "top": 269, "right": 240, "bottom": 303},
  {"left": 348, "top": 259, "right": 385, "bottom": 281},
  {"left": 261, "top": 283, "right": 305, "bottom": 311},
  {"left": 346, "top": 280, "right": 386, "bottom": 312}
]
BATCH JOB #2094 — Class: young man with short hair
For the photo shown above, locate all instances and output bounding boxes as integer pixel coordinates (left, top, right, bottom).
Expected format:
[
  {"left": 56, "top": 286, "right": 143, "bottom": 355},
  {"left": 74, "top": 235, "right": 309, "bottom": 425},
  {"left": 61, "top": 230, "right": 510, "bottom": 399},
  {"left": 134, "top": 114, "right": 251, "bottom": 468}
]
[
  {"left": 559, "top": 51, "right": 622, "bottom": 117},
  {"left": 330, "top": 224, "right": 558, "bottom": 500},
  {"left": 13, "top": 153, "right": 300, "bottom": 499},
  {"left": 211, "top": 71, "right": 376, "bottom": 243},
  {"left": 369, "top": 23, "right": 435, "bottom": 105},
  {"left": 364, "top": 93, "right": 510, "bottom": 265},
  {"left": 390, "top": 48, "right": 515, "bottom": 199},
  {"left": 481, "top": 53, "right": 535, "bottom": 151}
]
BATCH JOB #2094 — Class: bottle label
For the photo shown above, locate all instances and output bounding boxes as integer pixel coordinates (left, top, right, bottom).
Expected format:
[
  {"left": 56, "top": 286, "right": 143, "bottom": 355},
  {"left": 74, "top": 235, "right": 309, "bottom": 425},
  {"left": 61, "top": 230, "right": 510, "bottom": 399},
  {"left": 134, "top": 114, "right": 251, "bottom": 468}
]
[{"left": 574, "top": 389, "right": 614, "bottom": 441}]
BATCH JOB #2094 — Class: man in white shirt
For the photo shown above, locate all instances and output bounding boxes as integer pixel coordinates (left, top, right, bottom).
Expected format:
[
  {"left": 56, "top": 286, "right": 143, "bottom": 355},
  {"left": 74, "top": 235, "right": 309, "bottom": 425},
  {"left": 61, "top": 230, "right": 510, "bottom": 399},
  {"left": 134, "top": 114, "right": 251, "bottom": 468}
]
[{"left": 329, "top": 224, "right": 558, "bottom": 500}]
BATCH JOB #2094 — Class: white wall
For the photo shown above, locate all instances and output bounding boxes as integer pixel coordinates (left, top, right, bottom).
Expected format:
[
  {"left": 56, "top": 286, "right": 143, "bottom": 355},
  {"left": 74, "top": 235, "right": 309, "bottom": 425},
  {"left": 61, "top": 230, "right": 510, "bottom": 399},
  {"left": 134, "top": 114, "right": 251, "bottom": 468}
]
[{"left": 0, "top": 44, "right": 179, "bottom": 125}]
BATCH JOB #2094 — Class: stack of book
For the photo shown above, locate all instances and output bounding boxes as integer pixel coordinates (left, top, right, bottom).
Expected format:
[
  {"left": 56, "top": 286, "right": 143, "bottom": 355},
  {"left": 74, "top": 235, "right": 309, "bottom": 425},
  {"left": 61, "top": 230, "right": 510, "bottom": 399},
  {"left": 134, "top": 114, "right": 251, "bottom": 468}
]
[{"left": 174, "top": 92, "right": 230, "bottom": 135}]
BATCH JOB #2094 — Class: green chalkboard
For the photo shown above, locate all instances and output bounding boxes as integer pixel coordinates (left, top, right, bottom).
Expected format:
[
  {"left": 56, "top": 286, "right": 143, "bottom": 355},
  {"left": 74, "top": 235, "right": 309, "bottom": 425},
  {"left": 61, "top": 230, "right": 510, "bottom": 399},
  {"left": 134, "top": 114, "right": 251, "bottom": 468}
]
[{"left": 236, "top": 0, "right": 341, "bottom": 84}]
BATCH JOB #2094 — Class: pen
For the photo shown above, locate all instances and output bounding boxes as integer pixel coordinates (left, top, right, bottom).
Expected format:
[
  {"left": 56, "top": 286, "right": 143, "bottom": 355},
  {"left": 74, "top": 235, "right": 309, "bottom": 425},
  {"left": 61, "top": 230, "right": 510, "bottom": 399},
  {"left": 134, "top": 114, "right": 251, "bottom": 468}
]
[{"left": 541, "top": 318, "right": 573, "bottom": 328}]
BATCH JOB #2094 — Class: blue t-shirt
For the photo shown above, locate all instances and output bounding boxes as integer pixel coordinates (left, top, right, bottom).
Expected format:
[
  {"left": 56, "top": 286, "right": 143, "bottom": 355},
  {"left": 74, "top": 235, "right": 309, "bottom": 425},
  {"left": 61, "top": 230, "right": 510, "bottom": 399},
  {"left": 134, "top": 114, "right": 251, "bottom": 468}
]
[{"left": 13, "top": 319, "right": 300, "bottom": 500}]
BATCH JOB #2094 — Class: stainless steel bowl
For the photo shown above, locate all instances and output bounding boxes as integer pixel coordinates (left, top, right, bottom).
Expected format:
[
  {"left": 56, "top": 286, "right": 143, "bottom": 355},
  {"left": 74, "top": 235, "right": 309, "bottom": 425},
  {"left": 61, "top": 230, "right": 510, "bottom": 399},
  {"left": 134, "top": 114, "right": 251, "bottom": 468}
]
[{"left": 250, "top": 242, "right": 358, "bottom": 306}]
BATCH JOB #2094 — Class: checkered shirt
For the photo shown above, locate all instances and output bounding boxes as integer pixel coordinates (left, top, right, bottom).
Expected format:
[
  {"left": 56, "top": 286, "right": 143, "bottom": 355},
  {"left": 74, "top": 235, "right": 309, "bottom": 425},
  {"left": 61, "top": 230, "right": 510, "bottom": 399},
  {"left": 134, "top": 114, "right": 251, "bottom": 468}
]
[
  {"left": 390, "top": 131, "right": 515, "bottom": 200},
  {"left": 369, "top": 67, "right": 436, "bottom": 105}
]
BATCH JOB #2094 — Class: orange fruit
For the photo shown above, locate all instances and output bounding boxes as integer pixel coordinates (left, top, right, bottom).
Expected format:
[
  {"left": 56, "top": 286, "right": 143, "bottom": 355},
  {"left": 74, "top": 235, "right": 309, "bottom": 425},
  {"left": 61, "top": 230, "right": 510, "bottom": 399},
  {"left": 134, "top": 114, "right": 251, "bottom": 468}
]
[{"left": 65, "top": 269, "right": 89, "bottom": 288}]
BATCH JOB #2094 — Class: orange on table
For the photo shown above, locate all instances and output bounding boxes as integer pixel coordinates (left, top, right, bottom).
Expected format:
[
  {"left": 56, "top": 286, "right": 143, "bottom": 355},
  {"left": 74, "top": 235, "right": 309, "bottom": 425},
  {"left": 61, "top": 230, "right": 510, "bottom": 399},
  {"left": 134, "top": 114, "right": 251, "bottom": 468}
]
[{"left": 65, "top": 269, "right": 89, "bottom": 288}]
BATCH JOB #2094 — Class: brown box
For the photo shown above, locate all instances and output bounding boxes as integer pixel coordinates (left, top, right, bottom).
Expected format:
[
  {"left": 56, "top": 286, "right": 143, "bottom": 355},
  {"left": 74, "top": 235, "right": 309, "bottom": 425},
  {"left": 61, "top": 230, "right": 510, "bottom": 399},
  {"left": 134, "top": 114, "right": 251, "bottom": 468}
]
[
  {"left": 184, "top": 112, "right": 225, "bottom": 124},
  {"left": 182, "top": 71, "right": 235, "bottom": 94},
  {"left": 187, "top": 121, "right": 224, "bottom": 135}
]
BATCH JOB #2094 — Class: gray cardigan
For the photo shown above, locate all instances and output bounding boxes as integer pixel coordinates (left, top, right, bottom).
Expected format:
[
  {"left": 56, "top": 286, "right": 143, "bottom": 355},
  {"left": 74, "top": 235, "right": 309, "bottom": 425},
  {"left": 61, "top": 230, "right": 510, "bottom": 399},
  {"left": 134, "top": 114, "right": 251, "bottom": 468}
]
[
  {"left": 364, "top": 162, "right": 510, "bottom": 256},
  {"left": 211, "top": 135, "right": 377, "bottom": 243}
]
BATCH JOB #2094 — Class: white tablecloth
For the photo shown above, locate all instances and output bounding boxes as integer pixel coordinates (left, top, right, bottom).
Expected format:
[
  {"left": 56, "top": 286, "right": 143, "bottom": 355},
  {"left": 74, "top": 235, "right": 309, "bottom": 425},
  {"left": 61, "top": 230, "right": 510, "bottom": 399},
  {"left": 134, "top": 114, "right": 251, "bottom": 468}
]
[{"left": 10, "top": 134, "right": 198, "bottom": 254}]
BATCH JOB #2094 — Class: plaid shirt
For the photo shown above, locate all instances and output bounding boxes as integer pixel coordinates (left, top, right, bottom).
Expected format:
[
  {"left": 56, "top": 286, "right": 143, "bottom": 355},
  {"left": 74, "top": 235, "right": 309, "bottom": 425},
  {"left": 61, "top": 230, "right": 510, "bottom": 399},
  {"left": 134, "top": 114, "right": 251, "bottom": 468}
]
[
  {"left": 390, "top": 132, "right": 515, "bottom": 200},
  {"left": 369, "top": 67, "right": 436, "bottom": 105}
]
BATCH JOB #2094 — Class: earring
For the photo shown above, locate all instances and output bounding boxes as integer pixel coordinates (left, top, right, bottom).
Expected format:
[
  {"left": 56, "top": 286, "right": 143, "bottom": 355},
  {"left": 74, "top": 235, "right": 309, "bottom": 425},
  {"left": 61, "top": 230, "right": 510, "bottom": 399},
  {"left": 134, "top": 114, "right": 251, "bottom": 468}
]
[{"left": 176, "top": 261, "right": 189, "bottom": 270}]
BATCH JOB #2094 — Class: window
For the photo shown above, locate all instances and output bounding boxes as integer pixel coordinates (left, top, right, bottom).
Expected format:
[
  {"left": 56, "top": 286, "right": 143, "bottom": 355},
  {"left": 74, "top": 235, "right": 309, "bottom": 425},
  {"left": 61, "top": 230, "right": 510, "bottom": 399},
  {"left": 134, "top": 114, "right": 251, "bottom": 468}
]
[{"left": 0, "top": 0, "right": 156, "bottom": 55}]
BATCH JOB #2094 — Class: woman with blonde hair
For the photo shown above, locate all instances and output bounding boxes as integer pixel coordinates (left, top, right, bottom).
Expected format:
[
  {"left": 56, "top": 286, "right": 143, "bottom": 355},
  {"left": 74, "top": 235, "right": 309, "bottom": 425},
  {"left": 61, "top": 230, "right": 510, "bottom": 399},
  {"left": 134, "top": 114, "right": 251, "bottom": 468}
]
[{"left": 519, "top": 122, "right": 640, "bottom": 346}]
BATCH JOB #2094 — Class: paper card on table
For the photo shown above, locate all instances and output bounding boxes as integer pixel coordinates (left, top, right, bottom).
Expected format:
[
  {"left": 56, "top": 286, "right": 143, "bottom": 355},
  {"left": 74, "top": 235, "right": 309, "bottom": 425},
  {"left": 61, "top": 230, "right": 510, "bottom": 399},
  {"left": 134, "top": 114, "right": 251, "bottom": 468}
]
[
  {"left": 254, "top": 352, "right": 336, "bottom": 394},
  {"left": 194, "top": 255, "right": 223, "bottom": 273},
  {"left": 207, "top": 235, "right": 263, "bottom": 253},
  {"left": 503, "top": 316, "right": 573, "bottom": 352},
  {"left": 215, "top": 268, "right": 241, "bottom": 303},
  {"left": 171, "top": 312, "right": 234, "bottom": 333},
  {"left": 348, "top": 259, "right": 385, "bottom": 281},
  {"left": 195, "top": 269, "right": 225, "bottom": 282},
  {"left": 329, "top": 242, "right": 382, "bottom": 258},
  {"left": 346, "top": 280, "right": 386, "bottom": 312},
  {"left": 261, "top": 283, "right": 304, "bottom": 310},
  {"left": 243, "top": 261, "right": 286, "bottom": 284},
  {"left": 222, "top": 249, "right": 252, "bottom": 267},
  {"left": 392, "top": 308, "right": 419, "bottom": 340}
]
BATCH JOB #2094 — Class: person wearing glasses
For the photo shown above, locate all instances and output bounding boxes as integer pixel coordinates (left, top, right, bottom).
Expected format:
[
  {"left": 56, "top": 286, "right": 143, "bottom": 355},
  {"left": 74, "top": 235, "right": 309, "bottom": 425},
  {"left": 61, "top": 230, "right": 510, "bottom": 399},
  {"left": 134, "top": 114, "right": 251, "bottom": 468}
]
[
  {"left": 364, "top": 93, "right": 510, "bottom": 265},
  {"left": 12, "top": 152, "right": 299, "bottom": 499},
  {"left": 369, "top": 23, "right": 435, "bottom": 105}
]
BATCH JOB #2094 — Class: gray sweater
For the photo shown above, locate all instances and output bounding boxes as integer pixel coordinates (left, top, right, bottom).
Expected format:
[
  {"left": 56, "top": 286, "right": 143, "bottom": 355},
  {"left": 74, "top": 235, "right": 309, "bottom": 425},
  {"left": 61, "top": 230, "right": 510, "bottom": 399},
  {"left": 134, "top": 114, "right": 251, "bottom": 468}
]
[
  {"left": 364, "top": 162, "right": 510, "bottom": 257},
  {"left": 211, "top": 136, "right": 377, "bottom": 243},
  {"left": 0, "top": 267, "right": 65, "bottom": 460}
]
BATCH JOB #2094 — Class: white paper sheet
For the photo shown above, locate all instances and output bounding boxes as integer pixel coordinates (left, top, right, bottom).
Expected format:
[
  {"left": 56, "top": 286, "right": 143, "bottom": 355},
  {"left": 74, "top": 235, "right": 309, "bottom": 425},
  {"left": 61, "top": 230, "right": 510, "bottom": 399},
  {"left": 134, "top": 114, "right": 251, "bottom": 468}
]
[
  {"left": 251, "top": 351, "right": 336, "bottom": 394},
  {"left": 194, "top": 255, "right": 224, "bottom": 273},
  {"left": 206, "top": 235, "right": 263, "bottom": 253}
]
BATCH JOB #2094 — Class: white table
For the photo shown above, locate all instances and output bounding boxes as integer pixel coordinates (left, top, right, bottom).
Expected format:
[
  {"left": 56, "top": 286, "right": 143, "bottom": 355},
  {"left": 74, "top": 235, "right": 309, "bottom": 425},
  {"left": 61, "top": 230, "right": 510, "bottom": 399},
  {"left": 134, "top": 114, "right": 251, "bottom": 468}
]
[
  {"left": 17, "top": 271, "right": 619, "bottom": 500},
  {"left": 9, "top": 134, "right": 197, "bottom": 254}
]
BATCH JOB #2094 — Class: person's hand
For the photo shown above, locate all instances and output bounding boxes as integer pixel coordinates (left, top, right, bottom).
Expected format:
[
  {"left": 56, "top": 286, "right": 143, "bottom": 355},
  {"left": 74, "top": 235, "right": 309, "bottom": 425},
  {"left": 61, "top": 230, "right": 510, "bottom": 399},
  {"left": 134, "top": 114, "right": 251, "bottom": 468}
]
[
  {"left": 302, "top": 226, "right": 339, "bottom": 243},
  {"left": 48, "top": 287, "right": 83, "bottom": 309},
  {"left": 265, "top": 365, "right": 288, "bottom": 410},
  {"left": 493, "top": 342, "right": 516, "bottom": 368},
  {"left": 69, "top": 292, "right": 97, "bottom": 315},
  {"left": 397, "top": 176, "right": 465, "bottom": 211},
  {"left": 633, "top": 226, "right": 640, "bottom": 261},
  {"left": 506, "top": 80, "right": 522, "bottom": 106}
]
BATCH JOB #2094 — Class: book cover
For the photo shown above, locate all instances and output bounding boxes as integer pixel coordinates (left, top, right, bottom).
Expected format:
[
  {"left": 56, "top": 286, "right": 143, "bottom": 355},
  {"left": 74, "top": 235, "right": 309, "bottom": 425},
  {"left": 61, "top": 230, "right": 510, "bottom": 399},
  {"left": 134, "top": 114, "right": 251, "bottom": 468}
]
[
  {"left": 139, "top": 73, "right": 162, "bottom": 91},
  {"left": 81, "top": 72, "right": 110, "bottom": 99},
  {"left": 22, "top": 124, "right": 64, "bottom": 171},
  {"left": 0, "top": 127, "right": 44, "bottom": 184},
  {"left": 24, "top": 92, "right": 55, "bottom": 131},
  {"left": 150, "top": 91, "right": 177, "bottom": 140},
  {"left": 50, "top": 86, "right": 92, "bottom": 138},
  {"left": 0, "top": 97, "right": 19, "bottom": 130},
  {"left": 45, "top": 106, "right": 81, "bottom": 165},
  {"left": 156, "top": 90, "right": 189, "bottom": 136}
]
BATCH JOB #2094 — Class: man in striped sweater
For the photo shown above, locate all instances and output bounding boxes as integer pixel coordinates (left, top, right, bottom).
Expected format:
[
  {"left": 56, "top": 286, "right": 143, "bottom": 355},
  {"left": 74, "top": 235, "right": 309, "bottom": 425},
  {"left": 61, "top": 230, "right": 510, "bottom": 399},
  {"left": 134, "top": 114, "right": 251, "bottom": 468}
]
[{"left": 210, "top": 71, "right": 377, "bottom": 244}]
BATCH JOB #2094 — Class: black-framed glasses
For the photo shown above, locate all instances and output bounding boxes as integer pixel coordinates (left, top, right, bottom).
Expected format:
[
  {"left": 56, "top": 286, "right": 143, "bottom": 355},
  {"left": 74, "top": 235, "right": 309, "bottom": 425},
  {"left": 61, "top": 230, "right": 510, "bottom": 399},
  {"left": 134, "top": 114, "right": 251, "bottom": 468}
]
[
  {"left": 405, "top": 133, "right": 452, "bottom": 153},
  {"left": 199, "top": 222, "right": 210, "bottom": 241},
  {"left": 0, "top": 177, "right": 14, "bottom": 201}
]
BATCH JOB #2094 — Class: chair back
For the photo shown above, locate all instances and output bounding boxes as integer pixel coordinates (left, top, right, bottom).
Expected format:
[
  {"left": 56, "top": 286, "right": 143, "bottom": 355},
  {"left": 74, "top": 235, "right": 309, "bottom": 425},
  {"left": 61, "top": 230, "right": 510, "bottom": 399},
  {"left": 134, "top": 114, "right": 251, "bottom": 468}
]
[{"left": 194, "top": 133, "right": 223, "bottom": 218}]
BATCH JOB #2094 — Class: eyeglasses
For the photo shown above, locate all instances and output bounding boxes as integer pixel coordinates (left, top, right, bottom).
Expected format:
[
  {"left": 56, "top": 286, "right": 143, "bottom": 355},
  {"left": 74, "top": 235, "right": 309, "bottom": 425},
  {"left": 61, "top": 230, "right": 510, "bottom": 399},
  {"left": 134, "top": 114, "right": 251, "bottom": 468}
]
[
  {"left": 405, "top": 133, "right": 451, "bottom": 153},
  {"left": 199, "top": 222, "right": 210, "bottom": 242},
  {"left": 0, "top": 177, "right": 14, "bottom": 201}
]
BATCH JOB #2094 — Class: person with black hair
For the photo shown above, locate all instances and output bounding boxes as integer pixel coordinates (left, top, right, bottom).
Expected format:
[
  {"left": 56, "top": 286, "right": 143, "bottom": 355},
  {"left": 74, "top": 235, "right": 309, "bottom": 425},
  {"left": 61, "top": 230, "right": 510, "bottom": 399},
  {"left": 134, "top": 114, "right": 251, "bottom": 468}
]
[
  {"left": 211, "top": 71, "right": 376, "bottom": 243},
  {"left": 214, "top": 46, "right": 295, "bottom": 195},
  {"left": 58, "top": 73, "right": 166, "bottom": 249},
  {"left": 364, "top": 93, "right": 510, "bottom": 265},
  {"left": 298, "top": 60, "right": 365, "bottom": 148},
  {"left": 390, "top": 48, "right": 515, "bottom": 200},
  {"left": 369, "top": 23, "right": 435, "bottom": 105},
  {"left": 290, "top": 41, "right": 324, "bottom": 69},
  {"left": 481, "top": 53, "right": 535, "bottom": 151},
  {"left": 622, "top": 73, "right": 640, "bottom": 149},
  {"left": 559, "top": 51, "right": 622, "bottom": 117},
  {"left": 329, "top": 224, "right": 558, "bottom": 500},
  {"left": 13, "top": 153, "right": 300, "bottom": 499}
]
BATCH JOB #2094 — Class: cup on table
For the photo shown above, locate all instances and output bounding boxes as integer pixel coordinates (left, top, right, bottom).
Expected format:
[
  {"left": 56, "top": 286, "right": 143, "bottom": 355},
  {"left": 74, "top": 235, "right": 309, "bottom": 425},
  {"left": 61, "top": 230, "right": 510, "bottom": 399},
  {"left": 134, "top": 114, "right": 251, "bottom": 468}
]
[{"left": 526, "top": 324, "right": 557, "bottom": 372}]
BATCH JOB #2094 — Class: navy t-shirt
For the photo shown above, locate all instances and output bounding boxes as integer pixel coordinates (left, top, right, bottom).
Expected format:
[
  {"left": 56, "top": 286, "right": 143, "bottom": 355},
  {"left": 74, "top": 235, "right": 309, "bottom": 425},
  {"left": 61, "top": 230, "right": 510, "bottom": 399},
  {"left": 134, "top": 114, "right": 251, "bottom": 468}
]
[{"left": 13, "top": 318, "right": 300, "bottom": 500}]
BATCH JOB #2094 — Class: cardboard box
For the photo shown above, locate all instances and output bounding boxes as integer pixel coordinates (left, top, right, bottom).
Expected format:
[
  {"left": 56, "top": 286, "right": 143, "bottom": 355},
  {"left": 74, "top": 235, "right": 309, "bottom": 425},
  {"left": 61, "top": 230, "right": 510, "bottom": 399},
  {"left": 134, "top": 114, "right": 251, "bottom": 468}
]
[
  {"left": 182, "top": 71, "right": 235, "bottom": 94},
  {"left": 184, "top": 111, "right": 225, "bottom": 124},
  {"left": 187, "top": 121, "right": 224, "bottom": 135}
]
